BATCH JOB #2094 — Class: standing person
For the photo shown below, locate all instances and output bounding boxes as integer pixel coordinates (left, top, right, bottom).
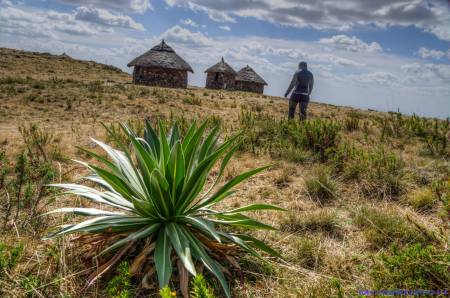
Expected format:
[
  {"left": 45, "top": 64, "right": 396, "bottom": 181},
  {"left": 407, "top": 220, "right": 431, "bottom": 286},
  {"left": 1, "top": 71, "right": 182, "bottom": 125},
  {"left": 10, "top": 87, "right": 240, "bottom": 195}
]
[{"left": 284, "top": 61, "right": 314, "bottom": 121}]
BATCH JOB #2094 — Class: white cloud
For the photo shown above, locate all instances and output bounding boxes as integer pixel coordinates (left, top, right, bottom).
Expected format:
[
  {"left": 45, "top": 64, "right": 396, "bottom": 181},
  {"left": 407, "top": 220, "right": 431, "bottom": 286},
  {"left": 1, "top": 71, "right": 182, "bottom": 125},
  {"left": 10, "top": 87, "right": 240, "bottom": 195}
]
[
  {"left": 319, "top": 35, "right": 382, "bottom": 53},
  {"left": 74, "top": 6, "right": 144, "bottom": 30},
  {"left": 180, "top": 18, "right": 198, "bottom": 27},
  {"left": 402, "top": 63, "right": 450, "bottom": 82},
  {"left": 219, "top": 25, "right": 231, "bottom": 31},
  {"left": 160, "top": 25, "right": 213, "bottom": 47},
  {"left": 163, "top": 0, "right": 450, "bottom": 41},
  {"left": 417, "top": 47, "right": 446, "bottom": 59},
  {"left": 0, "top": 3, "right": 144, "bottom": 41},
  {"left": 59, "top": 0, "right": 152, "bottom": 13},
  {"left": 349, "top": 71, "right": 399, "bottom": 86}
]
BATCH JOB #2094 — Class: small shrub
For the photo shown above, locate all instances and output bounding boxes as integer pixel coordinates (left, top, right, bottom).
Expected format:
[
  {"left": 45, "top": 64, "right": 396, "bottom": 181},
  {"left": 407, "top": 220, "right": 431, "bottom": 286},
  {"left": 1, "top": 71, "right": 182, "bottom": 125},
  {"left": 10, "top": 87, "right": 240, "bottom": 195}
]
[
  {"left": 406, "top": 188, "right": 436, "bottom": 211},
  {"left": 344, "top": 111, "right": 360, "bottom": 131},
  {"left": 423, "top": 120, "right": 449, "bottom": 157},
  {"left": 191, "top": 274, "right": 216, "bottom": 298},
  {"left": 295, "top": 277, "right": 347, "bottom": 298},
  {"left": 371, "top": 244, "right": 449, "bottom": 289},
  {"left": 361, "top": 148, "right": 406, "bottom": 199},
  {"left": 106, "top": 261, "right": 132, "bottom": 298},
  {"left": 297, "top": 119, "right": 341, "bottom": 161},
  {"left": 0, "top": 242, "right": 24, "bottom": 273},
  {"left": 1, "top": 126, "right": 58, "bottom": 230},
  {"left": 281, "top": 209, "right": 340, "bottom": 236},
  {"left": 304, "top": 167, "right": 337, "bottom": 203},
  {"left": 238, "top": 110, "right": 340, "bottom": 161},
  {"left": 291, "top": 237, "right": 325, "bottom": 269},
  {"left": 331, "top": 142, "right": 365, "bottom": 180},
  {"left": 273, "top": 166, "right": 295, "bottom": 188},
  {"left": 20, "top": 275, "right": 41, "bottom": 297},
  {"left": 240, "top": 255, "right": 276, "bottom": 279},
  {"left": 183, "top": 96, "right": 202, "bottom": 106},
  {"left": 353, "top": 206, "right": 428, "bottom": 249}
]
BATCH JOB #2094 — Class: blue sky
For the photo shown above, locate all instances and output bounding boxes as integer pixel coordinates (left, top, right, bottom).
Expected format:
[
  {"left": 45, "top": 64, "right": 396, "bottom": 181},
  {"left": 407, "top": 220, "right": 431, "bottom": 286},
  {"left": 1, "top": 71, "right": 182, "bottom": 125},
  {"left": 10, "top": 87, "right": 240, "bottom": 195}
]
[{"left": 1, "top": 0, "right": 449, "bottom": 118}]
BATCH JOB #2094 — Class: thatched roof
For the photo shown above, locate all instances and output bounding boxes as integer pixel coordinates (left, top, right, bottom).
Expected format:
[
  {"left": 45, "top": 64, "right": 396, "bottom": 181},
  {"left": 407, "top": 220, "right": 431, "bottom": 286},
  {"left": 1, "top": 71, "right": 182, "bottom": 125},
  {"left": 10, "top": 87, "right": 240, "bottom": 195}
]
[
  {"left": 235, "top": 65, "right": 267, "bottom": 85},
  {"left": 127, "top": 40, "right": 193, "bottom": 73},
  {"left": 205, "top": 57, "right": 236, "bottom": 75}
]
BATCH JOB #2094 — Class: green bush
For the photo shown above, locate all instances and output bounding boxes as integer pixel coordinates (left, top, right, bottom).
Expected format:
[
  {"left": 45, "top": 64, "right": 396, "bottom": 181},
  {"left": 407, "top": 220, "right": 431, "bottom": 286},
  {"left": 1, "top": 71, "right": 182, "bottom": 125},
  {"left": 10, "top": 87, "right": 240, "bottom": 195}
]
[
  {"left": 281, "top": 209, "right": 340, "bottom": 236},
  {"left": 191, "top": 274, "right": 216, "bottom": 298},
  {"left": 304, "top": 167, "right": 337, "bottom": 203},
  {"left": 344, "top": 111, "right": 360, "bottom": 131},
  {"left": 406, "top": 188, "right": 436, "bottom": 211},
  {"left": 294, "top": 119, "right": 341, "bottom": 161},
  {"left": 0, "top": 242, "right": 24, "bottom": 273},
  {"left": 333, "top": 145, "right": 406, "bottom": 199},
  {"left": 20, "top": 275, "right": 41, "bottom": 297},
  {"left": 106, "top": 261, "right": 132, "bottom": 298},
  {"left": 371, "top": 244, "right": 449, "bottom": 289},
  {"left": 1, "top": 124, "right": 59, "bottom": 231},
  {"left": 353, "top": 206, "right": 428, "bottom": 249},
  {"left": 183, "top": 96, "right": 202, "bottom": 106},
  {"left": 238, "top": 110, "right": 341, "bottom": 161},
  {"left": 362, "top": 148, "right": 406, "bottom": 198},
  {"left": 291, "top": 237, "right": 325, "bottom": 269}
]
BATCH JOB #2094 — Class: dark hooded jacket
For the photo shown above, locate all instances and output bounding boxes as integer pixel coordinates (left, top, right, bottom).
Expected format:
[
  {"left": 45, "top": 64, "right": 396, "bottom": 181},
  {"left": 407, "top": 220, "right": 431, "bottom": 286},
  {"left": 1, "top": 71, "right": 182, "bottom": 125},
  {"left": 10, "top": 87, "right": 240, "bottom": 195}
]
[{"left": 285, "top": 68, "right": 314, "bottom": 97}]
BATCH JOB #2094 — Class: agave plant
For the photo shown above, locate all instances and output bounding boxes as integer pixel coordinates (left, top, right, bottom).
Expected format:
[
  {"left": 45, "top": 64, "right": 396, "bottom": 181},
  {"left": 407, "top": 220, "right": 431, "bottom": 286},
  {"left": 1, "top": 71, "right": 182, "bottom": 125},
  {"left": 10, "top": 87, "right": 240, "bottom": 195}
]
[{"left": 45, "top": 120, "right": 283, "bottom": 297}]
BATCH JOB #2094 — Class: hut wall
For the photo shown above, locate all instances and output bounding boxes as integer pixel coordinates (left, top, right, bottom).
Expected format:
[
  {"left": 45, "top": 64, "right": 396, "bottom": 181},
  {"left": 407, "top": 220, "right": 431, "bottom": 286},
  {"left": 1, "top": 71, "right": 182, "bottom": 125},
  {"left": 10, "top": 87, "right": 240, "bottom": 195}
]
[
  {"left": 235, "top": 81, "right": 264, "bottom": 94},
  {"left": 205, "top": 72, "right": 235, "bottom": 90},
  {"left": 132, "top": 66, "right": 188, "bottom": 88}
]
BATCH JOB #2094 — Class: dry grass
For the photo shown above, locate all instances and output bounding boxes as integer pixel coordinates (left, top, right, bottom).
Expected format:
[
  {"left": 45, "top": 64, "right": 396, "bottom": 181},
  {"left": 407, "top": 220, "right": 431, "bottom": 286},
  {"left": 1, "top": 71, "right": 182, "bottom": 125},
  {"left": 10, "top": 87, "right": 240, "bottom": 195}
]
[{"left": 0, "top": 47, "right": 448, "bottom": 297}]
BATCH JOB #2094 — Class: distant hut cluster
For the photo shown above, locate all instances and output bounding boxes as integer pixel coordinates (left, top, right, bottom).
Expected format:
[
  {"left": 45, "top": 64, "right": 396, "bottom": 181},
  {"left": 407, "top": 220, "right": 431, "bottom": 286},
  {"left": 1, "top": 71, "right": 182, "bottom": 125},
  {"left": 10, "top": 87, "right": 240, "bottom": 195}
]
[
  {"left": 204, "top": 57, "right": 267, "bottom": 94},
  {"left": 127, "top": 40, "right": 193, "bottom": 88},
  {"left": 128, "top": 40, "right": 267, "bottom": 94}
]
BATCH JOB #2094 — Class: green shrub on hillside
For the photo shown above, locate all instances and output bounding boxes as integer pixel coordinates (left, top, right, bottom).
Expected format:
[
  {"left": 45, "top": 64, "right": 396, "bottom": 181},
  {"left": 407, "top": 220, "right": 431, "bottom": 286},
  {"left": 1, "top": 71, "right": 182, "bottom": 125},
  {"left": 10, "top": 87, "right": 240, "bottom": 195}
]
[
  {"left": 304, "top": 167, "right": 338, "bottom": 203},
  {"left": 290, "top": 237, "right": 325, "bottom": 269},
  {"left": 106, "top": 261, "right": 132, "bottom": 298},
  {"left": 353, "top": 206, "right": 428, "bottom": 249},
  {"left": 238, "top": 110, "right": 341, "bottom": 161},
  {"left": 406, "top": 188, "right": 436, "bottom": 211},
  {"left": 361, "top": 148, "right": 406, "bottom": 198},
  {"left": 1, "top": 124, "right": 60, "bottom": 231},
  {"left": 371, "top": 244, "right": 449, "bottom": 289},
  {"left": 281, "top": 209, "right": 340, "bottom": 236},
  {"left": 191, "top": 274, "right": 216, "bottom": 298},
  {"left": 344, "top": 111, "right": 360, "bottom": 131},
  {"left": 0, "top": 242, "right": 24, "bottom": 274},
  {"left": 332, "top": 144, "right": 406, "bottom": 199}
]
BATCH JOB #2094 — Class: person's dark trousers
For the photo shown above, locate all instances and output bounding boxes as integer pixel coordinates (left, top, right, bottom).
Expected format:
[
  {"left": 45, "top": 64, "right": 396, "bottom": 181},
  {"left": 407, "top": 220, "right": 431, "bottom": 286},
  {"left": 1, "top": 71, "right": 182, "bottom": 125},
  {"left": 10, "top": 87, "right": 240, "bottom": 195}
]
[{"left": 288, "top": 93, "right": 310, "bottom": 121}]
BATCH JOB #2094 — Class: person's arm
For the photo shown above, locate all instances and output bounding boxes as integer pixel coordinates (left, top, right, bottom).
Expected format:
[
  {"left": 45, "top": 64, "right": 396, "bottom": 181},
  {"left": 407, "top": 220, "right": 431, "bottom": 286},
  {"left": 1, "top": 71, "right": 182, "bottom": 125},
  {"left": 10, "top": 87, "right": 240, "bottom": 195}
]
[
  {"left": 285, "top": 73, "right": 296, "bottom": 97},
  {"left": 308, "top": 73, "right": 314, "bottom": 95}
]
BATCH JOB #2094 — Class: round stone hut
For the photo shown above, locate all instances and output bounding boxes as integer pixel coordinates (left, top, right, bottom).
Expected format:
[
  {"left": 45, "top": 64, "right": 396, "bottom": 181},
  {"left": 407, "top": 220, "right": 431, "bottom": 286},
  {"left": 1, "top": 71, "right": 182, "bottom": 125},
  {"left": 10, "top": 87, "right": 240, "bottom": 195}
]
[
  {"left": 235, "top": 65, "right": 267, "bottom": 94},
  {"left": 127, "top": 40, "right": 193, "bottom": 88},
  {"left": 204, "top": 57, "right": 236, "bottom": 90}
]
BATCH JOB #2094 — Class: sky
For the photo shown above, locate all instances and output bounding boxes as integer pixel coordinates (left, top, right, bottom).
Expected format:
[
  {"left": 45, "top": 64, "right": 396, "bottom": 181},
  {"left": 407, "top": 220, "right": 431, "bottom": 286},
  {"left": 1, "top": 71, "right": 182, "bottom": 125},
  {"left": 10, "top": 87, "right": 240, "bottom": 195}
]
[{"left": 1, "top": 0, "right": 449, "bottom": 119}]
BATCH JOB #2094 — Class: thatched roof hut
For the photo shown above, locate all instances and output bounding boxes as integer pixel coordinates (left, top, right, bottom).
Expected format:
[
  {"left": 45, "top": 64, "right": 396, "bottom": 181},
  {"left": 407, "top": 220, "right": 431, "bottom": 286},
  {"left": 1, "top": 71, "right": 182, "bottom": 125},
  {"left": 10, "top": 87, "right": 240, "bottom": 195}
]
[
  {"left": 127, "top": 40, "right": 193, "bottom": 88},
  {"left": 204, "top": 57, "right": 236, "bottom": 90},
  {"left": 235, "top": 65, "right": 267, "bottom": 94}
]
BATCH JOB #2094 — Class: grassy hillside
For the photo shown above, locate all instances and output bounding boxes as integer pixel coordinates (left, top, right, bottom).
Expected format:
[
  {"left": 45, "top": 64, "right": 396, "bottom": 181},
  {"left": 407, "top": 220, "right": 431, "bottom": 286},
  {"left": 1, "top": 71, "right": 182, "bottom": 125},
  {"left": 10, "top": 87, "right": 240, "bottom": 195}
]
[{"left": 0, "top": 47, "right": 448, "bottom": 297}]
